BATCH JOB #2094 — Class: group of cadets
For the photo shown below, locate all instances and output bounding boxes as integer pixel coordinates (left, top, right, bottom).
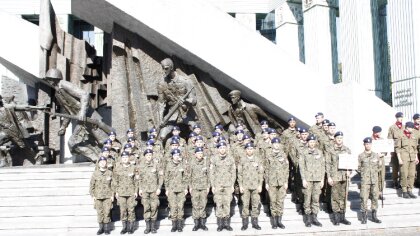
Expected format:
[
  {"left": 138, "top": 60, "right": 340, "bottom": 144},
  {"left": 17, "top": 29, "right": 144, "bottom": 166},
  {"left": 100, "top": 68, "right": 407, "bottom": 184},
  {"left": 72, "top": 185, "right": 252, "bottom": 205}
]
[{"left": 89, "top": 111, "right": 420, "bottom": 235}]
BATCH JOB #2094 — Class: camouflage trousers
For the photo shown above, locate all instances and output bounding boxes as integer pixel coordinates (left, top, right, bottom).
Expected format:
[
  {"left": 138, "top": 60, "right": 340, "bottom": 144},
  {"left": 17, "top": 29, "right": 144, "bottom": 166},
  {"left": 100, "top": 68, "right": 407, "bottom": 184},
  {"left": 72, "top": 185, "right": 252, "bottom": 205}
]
[
  {"left": 94, "top": 198, "right": 113, "bottom": 223},
  {"left": 214, "top": 187, "right": 233, "bottom": 218},
  {"left": 117, "top": 195, "right": 137, "bottom": 222},
  {"left": 331, "top": 180, "right": 347, "bottom": 213},
  {"left": 241, "top": 189, "right": 260, "bottom": 218},
  {"left": 400, "top": 158, "right": 417, "bottom": 192},
  {"left": 292, "top": 166, "right": 304, "bottom": 204},
  {"left": 167, "top": 191, "right": 185, "bottom": 220},
  {"left": 268, "top": 185, "right": 286, "bottom": 216},
  {"left": 141, "top": 192, "right": 160, "bottom": 220},
  {"left": 303, "top": 181, "right": 322, "bottom": 215},
  {"left": 360, "top": 183, "right": 378, "bottom": 212},
  {"left": 191, "top": 188, "right": 208, "bottom": 219}
]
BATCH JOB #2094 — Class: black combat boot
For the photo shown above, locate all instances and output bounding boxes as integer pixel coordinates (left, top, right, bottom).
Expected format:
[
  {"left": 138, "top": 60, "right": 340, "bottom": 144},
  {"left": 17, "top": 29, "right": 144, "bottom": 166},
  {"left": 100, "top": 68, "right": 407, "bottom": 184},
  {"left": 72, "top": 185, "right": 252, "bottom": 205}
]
[
  {"left": 372, "top": 210, "right": 382, "bottom": 223},
  {"left": 177, "top": 219, "right": 183, "bottom": 232},
  {"left": 104, "top": 223, "right": 110, "bottom": 235},
  {"left": 127, "top": 221, "right": 134, "bottom": 234},
  {"left": 361, "top": 212, "right": 367, "bottom": 224},
  {"left": 408, "top": 191, "right": 417, "bottom": 199},
  {"left": 340, "top": 212, "right": 351, "bottom": 225},
  {"left": 170, "top": 220, "right": 177, "bottom": 232},
  {"left": 200, "top": 218, "right": 208, "bottom": 231},
  {"left": 379, "top": 194, "right": 385, "bottom": 200},
  {"left": 97, "top": 223, "right": 104, "bottom": 235},
  {"left": 403, "top": 192, "right": 410, "bottom": 198},
  {"left": 192, "top": 219, "right": 200, "bottom": 231},
  {"left": 241, "top": 217, "right": 249, "bottom": 231},
  {"left": 332, "top": 213, "right": 339, "bottom": 226},
  {"left": 120, "top": 221, "right": 127, "bottom": 234},
  {"left": 150, "top": 220, "right": 157, "bottom": 234},
  {"left": 251, "top": 217, "right": 261, "bottom": 230},
  {"left": 270, "top": 216, "right": 278, "bottom": 229},
  {"left": 225, "top": 217, "right": 233, "bottom": 231},
  {"left": 303, "top": 214, "right": 311, "bottom": 227},
  {"left": 216, "top": 218, "right": 223, "bottom": 232},
  {"left": 277, "top": 215, "right": 285, "bottom": 229},
  {"left": 311, "top": 214, "right": 322, "bottom": 227},
  {"left": 144, "top": 220, "right": 151, "bottom": 234}
]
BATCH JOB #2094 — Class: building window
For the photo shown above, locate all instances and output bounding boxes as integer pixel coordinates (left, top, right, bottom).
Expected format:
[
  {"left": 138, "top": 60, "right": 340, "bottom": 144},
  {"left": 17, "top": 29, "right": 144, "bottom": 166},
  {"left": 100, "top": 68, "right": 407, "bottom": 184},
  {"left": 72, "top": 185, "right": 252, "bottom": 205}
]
[{"left": 71, "top": 17, "right": 95, "bottom": 46}]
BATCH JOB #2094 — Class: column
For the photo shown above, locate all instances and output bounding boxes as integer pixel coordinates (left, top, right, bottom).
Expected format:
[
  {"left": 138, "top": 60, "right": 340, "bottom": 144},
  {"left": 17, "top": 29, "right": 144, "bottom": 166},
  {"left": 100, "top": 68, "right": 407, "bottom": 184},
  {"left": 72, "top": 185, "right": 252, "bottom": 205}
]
[
  {"left": 339, "top": 0, "right": 381, "bottom": 95},
  {"left": 387, "top": 0, "right": 420, "bottom": 118},
  {"left": 275, "top": 1, "right": 305, "bottom": 62},
  {"left": 235, "top": 13, "right": 256, "bottom": 31},
  {"left": 302, "top": 0, "right": 338, "bottom": 85}
]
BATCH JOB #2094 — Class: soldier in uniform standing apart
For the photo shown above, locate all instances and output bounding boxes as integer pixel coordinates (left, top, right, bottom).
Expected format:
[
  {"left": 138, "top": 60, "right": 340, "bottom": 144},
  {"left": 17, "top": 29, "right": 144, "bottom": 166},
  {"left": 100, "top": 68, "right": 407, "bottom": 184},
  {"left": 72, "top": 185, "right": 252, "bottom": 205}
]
[
  {"left": 300, "top": 135, "right": 325, "bottom": 227},
  {"left": 265, "top": 137, "right": 289, "bottom": 229},
  {"left": 189, "top": 147, "right": 211, "bottom": 231},
  {"left": 210, "top": 142, "right": 236, "bottom": 232},
  {"left": 326, "top": 131, "right": 352, "bottom": 225},
  {"left": 396, "top": 121, "right": 419, "bottom": 198},
  {"left": 138, "top": 149, "right": 163, "bottom": 234},
  {"left": 412, "top": 114, "right": 420, "bottom": 187},
  {"left": 112, "top": 151, "right": 138, "bottom": 234},
  {"left": 90, "top": 156, "right": 114, "bottom": 235},
  {"left": 238, "top": 142, "right": 264, "bottom": 231},
  {"left": 164, "top": 148, "right": 189, "bottom": 232},
  {"left": 372, "top": 126, "right": 387, "bottom": 200},
  {"left": 357, "top": 137, "right": 382, "bottom": 224},
  {"left": 388, "top": 112, "right": 404, "bottom": 189}
]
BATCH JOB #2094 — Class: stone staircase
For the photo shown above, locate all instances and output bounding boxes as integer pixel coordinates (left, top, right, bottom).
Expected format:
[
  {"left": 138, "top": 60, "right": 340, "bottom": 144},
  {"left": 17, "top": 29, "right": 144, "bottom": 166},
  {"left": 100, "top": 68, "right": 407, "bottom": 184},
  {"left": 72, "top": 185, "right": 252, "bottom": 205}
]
[{"left": 1, "top": 163, "right": 420, "bottom": 236}]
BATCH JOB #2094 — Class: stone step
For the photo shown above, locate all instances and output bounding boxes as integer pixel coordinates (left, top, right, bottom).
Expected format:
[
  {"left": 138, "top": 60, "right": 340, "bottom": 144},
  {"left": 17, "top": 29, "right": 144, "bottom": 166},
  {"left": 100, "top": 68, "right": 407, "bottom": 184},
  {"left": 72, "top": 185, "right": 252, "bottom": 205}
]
[
  {"left": 0, "top": 171, "right": 92, "bottom": 181},
  {"left": 0, "top": 179, "right": 90, "bottom": 189}
]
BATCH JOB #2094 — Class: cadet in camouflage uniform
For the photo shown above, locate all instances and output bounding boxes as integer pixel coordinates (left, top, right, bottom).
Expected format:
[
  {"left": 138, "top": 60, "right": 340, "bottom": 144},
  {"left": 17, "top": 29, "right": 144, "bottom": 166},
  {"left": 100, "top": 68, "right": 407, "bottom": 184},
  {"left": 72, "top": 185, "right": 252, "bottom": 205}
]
[
  {"left": 165, "top": 126, "right": 187, "bottom": 151},
  {"left": 299, "top": 135, "right": 325, "bottom": 227},
  {"left": 108, "top": 131, "right": 122, "bottom": 153},
  {"left": 210, "top": 142, "right": 236, "bottom": 232},
  {"left": 164, "top": 148, "right": 189, "bottom": 232},
  {"left": 112, "top": 151, "right": 138, "bottom": 234},
  {"left": 388, "top": 112, "right": 404, "bottom": 188},
  {"left": 309, "top": 112, "right": 325, "bottom": 138},
  {"left": 288, "top": 128, "right": 309, "bottom": 211},
  {"left": 138, "top": 149, "right": 163, "bottom": 234},
  {"left": 396, "top": 122, "right": 419, "bottom": 198},
  {"left": 371, "top": 126, "right": 387, "bottom": 200},
  {"left": 90, "top": 156, "right": 114, "bottom": 235},
  {"left": 238, "top": 142, "right": 264, "bottom": 231},
  {"left": 189, "top": 147, "right": 210, "bottom": 231},
  {"left": 265, "top": 137, "right": 289, "bottom": 229},
  {"left": 357, "top": 137, "right": 381, "bottom": 224},
  {"left": 325, "top": 131, "right": 352, "bottom": 225}
]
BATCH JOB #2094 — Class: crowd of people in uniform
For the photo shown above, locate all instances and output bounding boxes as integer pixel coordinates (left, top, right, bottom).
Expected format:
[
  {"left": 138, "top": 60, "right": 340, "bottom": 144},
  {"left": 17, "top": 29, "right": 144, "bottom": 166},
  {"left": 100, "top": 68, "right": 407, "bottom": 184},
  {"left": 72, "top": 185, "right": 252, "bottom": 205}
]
[{"left": 89, "top": 111, "right": 420, "bottom": 235}]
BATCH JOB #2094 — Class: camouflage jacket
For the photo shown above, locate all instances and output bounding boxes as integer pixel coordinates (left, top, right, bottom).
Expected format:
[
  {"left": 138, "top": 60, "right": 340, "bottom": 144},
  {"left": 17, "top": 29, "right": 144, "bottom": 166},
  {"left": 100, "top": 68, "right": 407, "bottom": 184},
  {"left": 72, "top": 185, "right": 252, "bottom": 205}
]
[
  {"left": 89, "top": 169, "right": 114, "bottom": 199},
  {"left": 210, "top": 154, "right": 236, "bottom": 189},
  {"left": 289, "top": 139, "right": 307, "bottom": 167},
  {"left": 189, "top": 156, "right": 211, "bottom": 190},
  {"left": 138, "top": 158, "right": 163, "bottom": 193},
  {"left": 357, "top": 151, "right": 380, "bottom": 185},
  {"left": 265, "top": 149, "right": 289, "bottom": 187},
  {"left": 238, "top": 155, "right": 264, "bottom": 190},
  {"left": 112, "top": 164, "right": 138, "bottom": 196},
  {"left": 164, "top": 160, "right": 189, "bottom": 193},
  {"left": 326, "top": 144, "right": 352, "bottom": 181},
  {"left": 299, "top": 148, "right": 326, "bottom": 182}
]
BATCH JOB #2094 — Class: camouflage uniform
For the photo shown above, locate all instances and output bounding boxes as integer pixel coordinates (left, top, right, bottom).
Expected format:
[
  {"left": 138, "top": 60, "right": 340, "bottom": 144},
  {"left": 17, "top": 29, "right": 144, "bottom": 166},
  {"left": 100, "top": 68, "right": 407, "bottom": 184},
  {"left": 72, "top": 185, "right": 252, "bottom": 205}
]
[
  {"left": 238, "top": 154, "right": 264, "bottom": 218},
  {"left": 289, "top": 139, "right": 306, "bottom": 204},
  {"left": 358, "top": 151, "right": 380, "bottom": 212},
  {"left": 189, "top": 156, "right": 211, "bottom": 219},
  {"left": 265, "top": 147, "right": 289, "bottom": 217},
  {"left": 210, "top": 153, "right": 236, "bottom": 218},
  {"left": 138, "top": 158, "right": 163, "bottom": 220},
  {"left": 326, "top": 144, "right": 351, "bottom": 214},
  {"left": 164, "top": 160, "right": 189, "bottom": 220},
  {"left": 299, "top": 148, "right": 326, "bottom": 215},
  {"left": 89, "top": 168, "right": 114, "bottom": 224},
  {"left": 112, "top": 164, "right": 138, "bottom": 223}
]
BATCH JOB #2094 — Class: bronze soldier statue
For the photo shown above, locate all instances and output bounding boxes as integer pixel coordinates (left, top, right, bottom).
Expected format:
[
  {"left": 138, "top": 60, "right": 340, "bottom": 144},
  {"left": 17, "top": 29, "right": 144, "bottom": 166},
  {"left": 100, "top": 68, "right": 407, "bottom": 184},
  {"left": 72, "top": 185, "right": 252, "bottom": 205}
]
[{"left": 157, "top": 58, "right": 197, "bottom": 141}]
